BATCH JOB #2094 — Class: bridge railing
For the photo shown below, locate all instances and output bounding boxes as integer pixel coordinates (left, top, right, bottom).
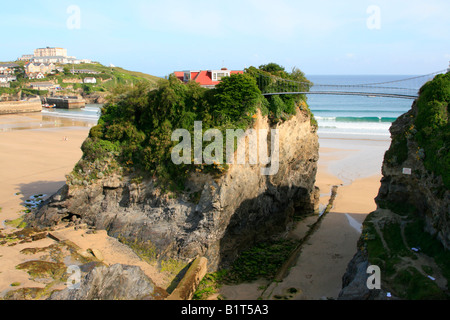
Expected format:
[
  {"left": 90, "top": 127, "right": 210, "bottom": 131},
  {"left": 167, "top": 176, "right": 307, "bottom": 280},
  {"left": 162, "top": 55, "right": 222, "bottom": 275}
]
[{"left": 253, "top": 69, "right": 447, "bottom": 98}]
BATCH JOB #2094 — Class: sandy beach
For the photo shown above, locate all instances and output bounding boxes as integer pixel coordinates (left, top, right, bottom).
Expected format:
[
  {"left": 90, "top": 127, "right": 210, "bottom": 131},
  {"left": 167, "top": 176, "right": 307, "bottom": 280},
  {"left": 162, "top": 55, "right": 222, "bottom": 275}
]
[
  {"left": 0, "top": 112, "right": 391, "bottom": 299},
  {"left": 0, "top": 113, "right": 175, "bottom": 295}
]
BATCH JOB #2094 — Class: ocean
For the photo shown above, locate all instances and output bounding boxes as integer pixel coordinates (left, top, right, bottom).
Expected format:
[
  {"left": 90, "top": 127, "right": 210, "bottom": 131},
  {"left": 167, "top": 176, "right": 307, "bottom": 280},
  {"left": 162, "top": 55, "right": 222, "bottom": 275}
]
[
  {"left": 306, "top": 75, "right": 427, "bottom": 138},
  {"left": 42, "top": 104, "right": 102, "bottom": 123},
  {"left": 38, "top": 75, "right": 430, "bottom": 137}
]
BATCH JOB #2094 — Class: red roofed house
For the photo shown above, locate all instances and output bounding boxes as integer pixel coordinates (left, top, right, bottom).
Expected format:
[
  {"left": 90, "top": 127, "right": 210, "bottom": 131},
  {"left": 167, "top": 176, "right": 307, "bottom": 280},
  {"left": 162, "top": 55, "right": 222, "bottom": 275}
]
[{"left": 174, "top": 68, "right": 244, "bottom": 88}]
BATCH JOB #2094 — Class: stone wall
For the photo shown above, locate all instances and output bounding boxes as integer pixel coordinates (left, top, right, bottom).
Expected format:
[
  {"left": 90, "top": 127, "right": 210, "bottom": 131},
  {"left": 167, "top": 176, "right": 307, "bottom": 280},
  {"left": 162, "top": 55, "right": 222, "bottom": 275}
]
[{"left": 0, "top": 98, "right": 42, "bottom": 115}]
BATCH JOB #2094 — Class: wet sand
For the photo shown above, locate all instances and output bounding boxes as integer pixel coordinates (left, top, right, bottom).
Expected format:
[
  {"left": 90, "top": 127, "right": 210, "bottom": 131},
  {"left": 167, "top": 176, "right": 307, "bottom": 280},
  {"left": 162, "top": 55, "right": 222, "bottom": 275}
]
[{"left": 0, "top": 116, "right": 92, "bottom": 295}]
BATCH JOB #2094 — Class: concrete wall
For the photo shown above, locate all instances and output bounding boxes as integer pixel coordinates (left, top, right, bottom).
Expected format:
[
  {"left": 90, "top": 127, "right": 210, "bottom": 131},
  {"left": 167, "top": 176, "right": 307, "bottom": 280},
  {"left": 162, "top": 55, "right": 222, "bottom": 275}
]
[
  {"left": 0, "top": 98, "right": 42, "bottom": 115},
  {"left": 46, "top": 97, "right": 85, "bottom": 109},
  {"left": 166, "top": 257, "right": 208, "bottom": 300}
]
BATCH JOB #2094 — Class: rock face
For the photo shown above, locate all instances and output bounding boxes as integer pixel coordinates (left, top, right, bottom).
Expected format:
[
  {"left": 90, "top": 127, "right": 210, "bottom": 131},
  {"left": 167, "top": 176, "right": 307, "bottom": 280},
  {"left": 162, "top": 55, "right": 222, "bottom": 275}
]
[
  {"left": 339, "top": 92, "right": 450, "bottom": 299},
  {"left": 31, "top": 108, "right": 319, "bottom": 270},
  {"left": 49, "top": 264, "right": 166, "bottom": 300},
  {"left": 376, "top": 105, "right": 450, "bottom": 250}
]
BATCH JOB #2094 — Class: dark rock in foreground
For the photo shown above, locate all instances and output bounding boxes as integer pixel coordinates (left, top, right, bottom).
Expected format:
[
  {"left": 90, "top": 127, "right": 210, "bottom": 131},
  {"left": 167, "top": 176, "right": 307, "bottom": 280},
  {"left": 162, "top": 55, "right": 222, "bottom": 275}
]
[{"left": 49, "top": 264, "right": 167, "bottom": 300}]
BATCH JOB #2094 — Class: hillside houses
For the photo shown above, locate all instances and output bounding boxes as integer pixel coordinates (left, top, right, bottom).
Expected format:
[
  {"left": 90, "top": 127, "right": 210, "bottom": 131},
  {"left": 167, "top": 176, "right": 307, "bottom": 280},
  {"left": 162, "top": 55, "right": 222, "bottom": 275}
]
[
  {"left": 0, "top": 75, "right": 17, "bottom": 87},
  {"left": 0, "top": 63, "right": 19, "bottom": 75}
]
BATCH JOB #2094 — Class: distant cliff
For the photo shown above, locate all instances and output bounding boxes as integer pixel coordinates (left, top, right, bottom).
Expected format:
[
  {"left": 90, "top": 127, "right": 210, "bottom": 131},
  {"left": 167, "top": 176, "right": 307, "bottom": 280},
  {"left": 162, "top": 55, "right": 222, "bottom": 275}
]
[
  {"left": 339, "top": 73, "right": 450, "bottom": 300},
  {"left": 29, "top": 68, "right": 319, "bottom": 271}
]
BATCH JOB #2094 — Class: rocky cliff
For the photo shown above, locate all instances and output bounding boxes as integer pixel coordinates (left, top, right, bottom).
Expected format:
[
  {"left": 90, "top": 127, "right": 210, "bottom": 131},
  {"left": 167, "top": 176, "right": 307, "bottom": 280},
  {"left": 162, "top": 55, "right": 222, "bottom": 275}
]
[
  {"left": 30, "top": 107, "right": 319, "bottom": 271},
  {"left": 339, "top": 73, "right": 450, "bottom": 300}
]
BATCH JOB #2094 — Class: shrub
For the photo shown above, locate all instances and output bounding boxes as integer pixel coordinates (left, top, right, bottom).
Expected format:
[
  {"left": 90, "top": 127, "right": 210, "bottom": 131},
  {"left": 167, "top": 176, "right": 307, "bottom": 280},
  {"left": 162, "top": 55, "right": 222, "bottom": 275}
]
[
  {"left": 78, "top": 64, "right": 313, "bottom": 190},
  {"left": 413, "top": 73, "right": 450, "bottom": 187}
]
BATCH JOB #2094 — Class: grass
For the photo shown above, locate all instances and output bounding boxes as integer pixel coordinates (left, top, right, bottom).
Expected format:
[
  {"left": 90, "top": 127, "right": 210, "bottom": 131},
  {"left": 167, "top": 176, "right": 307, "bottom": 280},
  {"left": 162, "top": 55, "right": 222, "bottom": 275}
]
[
  {"left": 68, "top": 63, "right": 161, "bottom": 86},
  {"left": 4, "top": 216, "right": 27, "bottom": 229},
  {"left": 117, "top": 235, "right": 157, "bottom": 264},
  {"left": 193, "top": 239, "right": 298, "bottom": 300},
  {"left": 391, "top": 267, "right": 447, "bottom": 300},
  {"left": 15, "top": 260, "right": 66, "bottom": 280},
  {"left": 361, "top": 204, "right": 450, "bottom": 300},
  {"left": 192, "top": 270, "right": 228, "bottom": 300},
  {"left": 224, "top": 239, "right": 298, "bottom": 283},
  {"left": 404, "top": 215, "right": 450, "bottom": 283},
  {"left": 160, "top": 258, "right": 186, "bottom": 277}
]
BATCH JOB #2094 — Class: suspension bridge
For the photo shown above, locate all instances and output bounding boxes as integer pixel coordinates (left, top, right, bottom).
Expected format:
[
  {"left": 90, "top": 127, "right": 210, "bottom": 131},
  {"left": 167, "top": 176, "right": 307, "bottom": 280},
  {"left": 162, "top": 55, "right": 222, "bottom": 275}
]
[{"left": 256, "top": 69, "right": 448, "bottom": 99}]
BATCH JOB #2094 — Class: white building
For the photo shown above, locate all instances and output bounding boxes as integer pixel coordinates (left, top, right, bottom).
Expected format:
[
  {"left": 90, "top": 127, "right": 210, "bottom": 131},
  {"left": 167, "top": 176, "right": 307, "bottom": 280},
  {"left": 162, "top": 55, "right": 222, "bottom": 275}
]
[
  {"left": 18, "top": 54, "right": 33, "bottom": 61},
  {"left": 83, "top": 77, "right": 97, "bottom": 84},
  {"left": 0, "top": 75, "right": 17, "bottom": 83},
  {"left": 34, "top": 47, "right": 67, "bottom": 57}
]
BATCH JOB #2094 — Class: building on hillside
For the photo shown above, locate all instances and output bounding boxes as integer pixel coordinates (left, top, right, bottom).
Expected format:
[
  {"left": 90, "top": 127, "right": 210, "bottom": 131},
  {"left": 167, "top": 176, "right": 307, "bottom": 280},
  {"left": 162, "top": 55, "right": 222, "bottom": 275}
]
[
  {"left": 18, "top": 54, "right": 34, "bottom": 61},
  {"left": 0, "top": 63, "right": 19, "bottom": 75},
  {"left": 173, "top": 68, "right": 244, "bottom": 88},
  {"left": 0, "top": 74, "right": 17, "bottom": 83},
  {"left": 31, "top": 56, "right": 76, "bottom": 64},
  {"left": 29, "top": 82, "right": 55, "bottom": 90},
  {"left": 0, "top": 66, "right": 13, "bottom": 75},
  {"left": 18, "top": 47, "right": 92, "bottom": 65},
  {"left": 25, "top": 62, "right": 56, "bottom": 75},
  {"left": 83, "top": 77, "right": 97, "bottom": 84},
  {"left": 34, "top": 47, "right": 68, "bottom": 57},
  {"left": 71, "top": 69, "right": 100, "bottom": 75}
]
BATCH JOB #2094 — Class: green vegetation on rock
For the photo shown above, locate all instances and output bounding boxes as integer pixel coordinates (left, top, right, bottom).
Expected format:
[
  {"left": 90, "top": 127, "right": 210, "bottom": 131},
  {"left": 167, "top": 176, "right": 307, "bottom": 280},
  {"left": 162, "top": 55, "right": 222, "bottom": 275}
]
[
  {"left": 78, "top": 64, "right": 311, "bottom": 190},
  {"left": 360, "top": 205, "right": 450, "bottom": 300},
  {"left": 414, "top": 72, "right": 450, "bottom": 188}
]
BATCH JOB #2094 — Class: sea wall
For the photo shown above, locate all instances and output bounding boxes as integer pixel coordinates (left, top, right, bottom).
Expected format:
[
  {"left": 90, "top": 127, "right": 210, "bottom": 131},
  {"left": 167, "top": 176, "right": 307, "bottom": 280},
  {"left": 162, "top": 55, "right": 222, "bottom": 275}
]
[
  {"left": 46, "top": 96, "right": 86, "bottom": 109},
  {"left": 0, "top": 98, "right": 42, "bottom": 115}
]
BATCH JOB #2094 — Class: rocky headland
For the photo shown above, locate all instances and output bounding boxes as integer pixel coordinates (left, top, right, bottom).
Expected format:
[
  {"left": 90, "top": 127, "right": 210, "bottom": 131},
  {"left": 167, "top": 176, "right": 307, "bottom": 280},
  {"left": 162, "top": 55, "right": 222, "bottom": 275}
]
[{"left": 30, "top": 105, "right": 319, "bottom": 271}]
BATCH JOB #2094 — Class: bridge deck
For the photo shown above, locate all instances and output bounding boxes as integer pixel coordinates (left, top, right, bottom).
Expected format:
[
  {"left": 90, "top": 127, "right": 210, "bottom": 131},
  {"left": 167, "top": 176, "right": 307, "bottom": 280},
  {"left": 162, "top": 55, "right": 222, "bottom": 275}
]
[{"left": 261, "top": 91, "right": 418, "bottom": 99}]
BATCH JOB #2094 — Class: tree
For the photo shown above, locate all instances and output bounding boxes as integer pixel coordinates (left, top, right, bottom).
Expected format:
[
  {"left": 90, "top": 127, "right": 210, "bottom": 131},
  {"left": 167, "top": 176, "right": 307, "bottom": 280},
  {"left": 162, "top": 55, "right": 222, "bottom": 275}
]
[
  {"left": 259, "top": 63, "right": 286, "bottom": 74},
  {"left": 63, "top": 65, "right": 71, "bottom": 75},
  {"left": 212, "top": 73, "right": 261, "bottom": 125}
]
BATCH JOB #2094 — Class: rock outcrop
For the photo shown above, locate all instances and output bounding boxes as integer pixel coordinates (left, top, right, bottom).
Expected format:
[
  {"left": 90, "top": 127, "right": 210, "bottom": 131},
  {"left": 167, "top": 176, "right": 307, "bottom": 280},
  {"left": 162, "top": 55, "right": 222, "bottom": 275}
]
[
  {"left": 339, "top": 73, "right": 450, "bottom": 300},
  {"left": 49, "top": 264, "right": 167, "bottom": 300},
  {"left": 31, "top": 107, "right": 319, "bottom": 271}
]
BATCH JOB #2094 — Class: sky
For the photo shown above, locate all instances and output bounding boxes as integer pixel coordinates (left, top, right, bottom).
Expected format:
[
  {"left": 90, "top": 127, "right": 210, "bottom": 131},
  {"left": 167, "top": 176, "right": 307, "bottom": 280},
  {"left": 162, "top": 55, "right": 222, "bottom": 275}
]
[{"left": 1, "top": 0, "right": 449, "bottom": 77}]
